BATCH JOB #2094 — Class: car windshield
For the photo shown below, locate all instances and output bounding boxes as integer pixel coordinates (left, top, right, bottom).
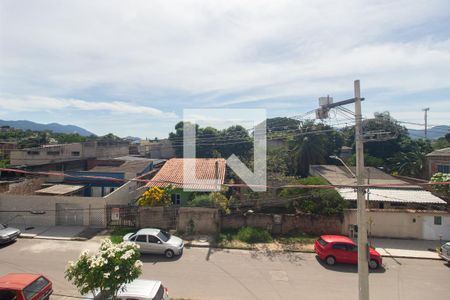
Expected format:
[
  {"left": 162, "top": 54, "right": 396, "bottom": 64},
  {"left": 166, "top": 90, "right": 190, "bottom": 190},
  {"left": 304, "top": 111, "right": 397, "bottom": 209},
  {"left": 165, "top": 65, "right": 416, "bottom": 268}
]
[
  {"left": 23, "top": 277, "right": 49, "bottom": 300},
  {"left": 442, "top": 244, "right": 450, "bottom": 251},
  {"left": 157, "top": 230, "right": 170, "bottom": 242},
  {"left": 0, "top": 224, "right": 6, "bottom": 230},
  {"left": 317, "top": 238, "right": 327, "bottom": 246},
  {"left": 152, "top": 284, "right": 165, "bottom": 300}
]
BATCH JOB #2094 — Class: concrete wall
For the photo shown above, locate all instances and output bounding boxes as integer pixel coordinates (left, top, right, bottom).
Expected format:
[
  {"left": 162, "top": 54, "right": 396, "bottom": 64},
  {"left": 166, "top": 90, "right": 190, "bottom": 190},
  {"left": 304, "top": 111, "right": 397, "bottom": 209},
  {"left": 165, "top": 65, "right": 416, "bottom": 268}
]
[
  {"left": 105, "top": 182, "right": 146, "bottom": 205},
  {"left": 138, "top": 206, "right": 178, "bottom": 230},
  {"left": 343, "top": 209, "right": 450, "bottom": 240},
  {"left": 221, "top": 213, "right": 342, "bottom": 235},
  {"left": 177, "top": 207, "right": 219, "bottom": 235},
  {"left": 137, "top": 207, "right": 219, "bottom": 235},
  {"left": 10, "top": 141, "right": 129, "bottom": 166},
  {"left": 0, "top": 193, "right": 106, "bottom": 227},
  {"left": 427, "top": 156, "right": 450, "bottom": 178}
]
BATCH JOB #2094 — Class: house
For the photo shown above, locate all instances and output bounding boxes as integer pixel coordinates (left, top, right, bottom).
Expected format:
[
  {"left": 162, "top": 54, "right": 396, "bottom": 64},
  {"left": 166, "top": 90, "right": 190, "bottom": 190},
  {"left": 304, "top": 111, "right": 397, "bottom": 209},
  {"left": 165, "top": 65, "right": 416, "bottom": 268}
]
[
  {"left": 9, "top": 141, "right": 129, "bottom": 167},
  {"left": 63, "top": 156, "right": 160, "bottom": 197},
  {"left": 138, "top": 139, "right": 175, "bottom": 159},
  {"left": 146, "top": 158, "right": 226, "bottom": 205},
  {"left": 310, "top": 164, "right": 447, "bottom": 210},
  {"left": 0, "top": 142, "right": 17, "bottom": 160},
  {"left": 426, "top": 147, "right": 450, "bottom": 178}
]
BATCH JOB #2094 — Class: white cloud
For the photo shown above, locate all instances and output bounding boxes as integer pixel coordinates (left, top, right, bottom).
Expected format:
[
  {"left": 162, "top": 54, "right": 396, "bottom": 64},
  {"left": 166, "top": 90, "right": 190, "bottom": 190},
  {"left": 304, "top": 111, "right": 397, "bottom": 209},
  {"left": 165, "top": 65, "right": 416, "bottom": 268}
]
[
  {"left": 0, "top": 96, "right": 177, "bottom": 118},
  {"left": 0, "top": 0, "right": 449, "bottom": 136}
]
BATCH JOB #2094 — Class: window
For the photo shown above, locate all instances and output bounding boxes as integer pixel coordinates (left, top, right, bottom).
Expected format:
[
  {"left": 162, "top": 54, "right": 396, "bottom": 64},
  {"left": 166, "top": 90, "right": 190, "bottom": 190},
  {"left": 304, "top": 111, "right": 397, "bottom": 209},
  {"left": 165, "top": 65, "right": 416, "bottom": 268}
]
[
  {"left": 434, "top": 216, "right": 442, "bottom": 225},
  {"left": 332, "top": 243, "right": 347, "bottom": 250},
  {"left": 136, "top": 235, "right": 147, "bottom": 242},
  {"left": 148, "top": 235, "right": 161, "bottom": 244},
  {"left": 46, "top": 151, "right": 60, "bottom": 155},
  {"left": 437, "top": 165, "right": 450, "bottom": 173},
  {"left": 27, "top": 150, "right": 40, "bottom": 155},
  {"left": 23, "top": 276, "right": 49, "bottom": 300},
  {"left": 347, "top": 244, "right": 357, "bottom": 252},
  {"left": 317, "top": 238, "right": 327, "bottom": 246},
  {"left": 171, "top": 193, "right": 181, "bottom": 205},
  {"left": 71, "top": 151, "right": 80, "bottom": 156},
  {"left": 153, "top": 285, "right": 165, "bottom": 300},
  {"left": 157, "top": 230, "right": 170, "bottom": 242},
  {"left": 0, "top": 290, "right": 17, "bottom": 300}
]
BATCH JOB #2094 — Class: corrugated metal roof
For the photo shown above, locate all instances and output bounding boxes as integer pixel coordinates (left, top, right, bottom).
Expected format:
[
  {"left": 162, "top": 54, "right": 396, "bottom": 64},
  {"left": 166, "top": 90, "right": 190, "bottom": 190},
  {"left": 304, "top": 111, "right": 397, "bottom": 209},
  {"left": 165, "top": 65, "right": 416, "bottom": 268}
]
[
  {"left": 35, "top": 184, "right": 85, "bottom": 195},
  {"left": 310, "top": 165, "right": 408, "bottom": 186},
  {"left": 147, "top": 158, "right": 226, "bottom": 191},
  {"left": 426, "top": 147, "right": 450, "bottom": 157},
  {"left": 337, "top": 188, "right": 447, "bottom": 204}
]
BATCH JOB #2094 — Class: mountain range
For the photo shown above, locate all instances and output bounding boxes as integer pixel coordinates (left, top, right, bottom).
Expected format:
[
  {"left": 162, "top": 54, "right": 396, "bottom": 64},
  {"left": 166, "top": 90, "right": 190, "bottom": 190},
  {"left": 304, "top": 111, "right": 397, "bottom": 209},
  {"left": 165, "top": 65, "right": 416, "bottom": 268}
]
[
  {"left": 0, "top": 119, "right": 96, "bottom": 136},
  {"left": 408, "top": 125, "right": 450, "bottom": 140}
]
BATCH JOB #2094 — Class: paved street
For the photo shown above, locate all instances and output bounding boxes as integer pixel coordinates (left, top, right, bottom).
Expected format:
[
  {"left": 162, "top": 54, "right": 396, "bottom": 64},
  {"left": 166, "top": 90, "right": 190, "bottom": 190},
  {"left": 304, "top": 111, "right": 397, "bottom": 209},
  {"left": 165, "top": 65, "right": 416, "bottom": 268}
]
[{"left": 0, "top": 239, "right": 448, "bottom": 300}]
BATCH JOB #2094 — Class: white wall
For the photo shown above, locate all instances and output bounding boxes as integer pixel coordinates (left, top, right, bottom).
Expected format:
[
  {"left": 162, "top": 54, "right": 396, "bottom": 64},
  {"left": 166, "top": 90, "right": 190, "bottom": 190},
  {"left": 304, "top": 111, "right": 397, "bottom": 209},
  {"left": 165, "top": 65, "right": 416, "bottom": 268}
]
[{"left": 422, "top": 215, "right": 450, "bottom": 240}]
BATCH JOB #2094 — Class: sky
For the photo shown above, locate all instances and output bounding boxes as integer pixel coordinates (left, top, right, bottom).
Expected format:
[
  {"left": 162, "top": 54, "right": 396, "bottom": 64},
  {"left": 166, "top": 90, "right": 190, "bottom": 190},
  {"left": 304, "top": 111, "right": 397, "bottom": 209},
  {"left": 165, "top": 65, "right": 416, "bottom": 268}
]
[{"left": 0, "top": 0, "right": 449, "bottom": 138}]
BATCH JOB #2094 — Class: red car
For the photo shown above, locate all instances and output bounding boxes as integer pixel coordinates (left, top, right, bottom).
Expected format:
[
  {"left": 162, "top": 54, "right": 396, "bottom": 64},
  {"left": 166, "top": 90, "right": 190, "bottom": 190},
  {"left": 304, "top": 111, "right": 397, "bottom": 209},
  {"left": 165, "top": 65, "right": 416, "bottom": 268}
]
[
  {"left": 314, "top": 235, "right": 382, "bottom": 269},
  {"left": 0, "top": 273, "right": 53, "bottom": 300}
]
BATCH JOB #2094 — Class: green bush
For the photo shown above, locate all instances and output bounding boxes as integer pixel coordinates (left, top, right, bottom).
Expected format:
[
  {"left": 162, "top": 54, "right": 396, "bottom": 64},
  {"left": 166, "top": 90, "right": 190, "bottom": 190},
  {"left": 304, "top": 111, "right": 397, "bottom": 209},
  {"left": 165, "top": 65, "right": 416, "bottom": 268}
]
[
  {"left": 188, "top": 194, "right": 214, "bottom": 207},
  {"left": 236, "top": 227, "right": 273, "bottom": 244}
]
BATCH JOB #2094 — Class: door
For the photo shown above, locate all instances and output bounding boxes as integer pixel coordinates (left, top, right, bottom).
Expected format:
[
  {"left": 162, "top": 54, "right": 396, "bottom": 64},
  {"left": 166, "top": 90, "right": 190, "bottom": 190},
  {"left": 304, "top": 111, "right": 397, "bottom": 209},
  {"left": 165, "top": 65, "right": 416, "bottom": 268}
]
[
  {"left": 134, "top": 235, "right": 149, "bottom": 253},
  {"left": 56, "top": 203, "right": 83, "bottom": 226},
  {"left": 148, "top": 235, "right": 165, "bottom": 254},
  {"left": 331, "top": 243, "right": 351, "bottom": 263},
  {"left": 346, "top": 243, "right": 358, "bottom": 264}
]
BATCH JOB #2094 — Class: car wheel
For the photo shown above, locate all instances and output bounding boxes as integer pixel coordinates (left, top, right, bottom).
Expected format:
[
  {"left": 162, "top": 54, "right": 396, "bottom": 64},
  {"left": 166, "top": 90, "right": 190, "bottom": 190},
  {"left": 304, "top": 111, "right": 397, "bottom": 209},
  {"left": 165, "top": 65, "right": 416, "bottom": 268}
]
[
  {"left": 326, "top": 256, "right": 336, "bottom": 266},
  {"left": 165, "top": 249, "right": 174, "bottom": 258},
  {"left": 369, "top": 259, "right": 379, "bottom": 269}
]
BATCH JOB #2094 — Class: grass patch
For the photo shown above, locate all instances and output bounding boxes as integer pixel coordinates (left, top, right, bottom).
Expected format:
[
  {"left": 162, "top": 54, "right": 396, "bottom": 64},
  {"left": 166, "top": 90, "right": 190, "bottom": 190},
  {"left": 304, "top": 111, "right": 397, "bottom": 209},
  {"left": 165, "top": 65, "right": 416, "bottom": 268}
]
[
  {"left": 218, "top": 227, "right": 273, "bottom": 244},
  {"left": 276, "top": 233, "right": 317, "bottom": 245},
  {"left": 109, "top": 227, "right": 136, "bottom": 244}
]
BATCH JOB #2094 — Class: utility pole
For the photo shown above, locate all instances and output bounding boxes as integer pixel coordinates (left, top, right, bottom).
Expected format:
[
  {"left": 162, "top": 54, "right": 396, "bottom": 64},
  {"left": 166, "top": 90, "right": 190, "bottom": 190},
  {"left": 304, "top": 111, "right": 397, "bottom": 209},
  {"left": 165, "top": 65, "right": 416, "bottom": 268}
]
[
  {"left": 354, "top": 80, "right": 369, "bottom": 300},
  {"left": 422, "top": 108, "right": 429, "bottom": 139}
]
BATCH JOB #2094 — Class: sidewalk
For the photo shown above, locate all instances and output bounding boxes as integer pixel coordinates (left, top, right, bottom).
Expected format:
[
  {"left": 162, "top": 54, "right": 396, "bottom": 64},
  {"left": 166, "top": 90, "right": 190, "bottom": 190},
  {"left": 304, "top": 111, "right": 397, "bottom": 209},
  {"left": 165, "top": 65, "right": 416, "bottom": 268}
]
[
  {"left": 371, "top": 238, "right": 442, "bottom": 260},
  {"left": 15, "top": 225, "right": 92, "bottom": 241}
]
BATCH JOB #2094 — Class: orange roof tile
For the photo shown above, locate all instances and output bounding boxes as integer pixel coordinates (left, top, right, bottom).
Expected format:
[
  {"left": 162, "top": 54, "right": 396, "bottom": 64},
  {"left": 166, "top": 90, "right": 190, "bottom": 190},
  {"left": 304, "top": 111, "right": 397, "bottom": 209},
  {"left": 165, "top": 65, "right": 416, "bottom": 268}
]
[{"left": 147, "top": 158, "right": 226, "bottom": 191}]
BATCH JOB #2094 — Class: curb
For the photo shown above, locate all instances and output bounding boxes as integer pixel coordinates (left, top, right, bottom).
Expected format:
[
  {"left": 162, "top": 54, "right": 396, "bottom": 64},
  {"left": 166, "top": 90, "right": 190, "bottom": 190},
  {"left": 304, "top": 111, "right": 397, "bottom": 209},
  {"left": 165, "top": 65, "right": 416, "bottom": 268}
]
[{"left": 185, "top": 242, "right": 442, "bottom": 260}]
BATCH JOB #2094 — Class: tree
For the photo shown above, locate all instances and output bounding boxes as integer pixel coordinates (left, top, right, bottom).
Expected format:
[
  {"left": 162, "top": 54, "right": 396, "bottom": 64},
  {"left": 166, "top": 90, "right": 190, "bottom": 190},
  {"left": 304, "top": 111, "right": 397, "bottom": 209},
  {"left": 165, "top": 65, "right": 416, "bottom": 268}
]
[
  {"left": 136, "top": 186, "right": 172, "bottom": 207},
  {"left": 279, "top": 177, "right": 347, "bottom": 215},
  {"left": 188, "top": 192, "right": 230, "bottom": 213},
  {"left": 388, "top": 138, "right": 432, "bottom": 178},
  {"left": 65, "top": 239, "right": 143, "bottom": 299},
  {"left": 290, "top": 121, "right": 343, "bottom": 177},
  {"left": 430, "top": 172, "right": 450, "bottom": 197},
  {"left": 168, "top": 122, "right": 252, "bottom": 160}
]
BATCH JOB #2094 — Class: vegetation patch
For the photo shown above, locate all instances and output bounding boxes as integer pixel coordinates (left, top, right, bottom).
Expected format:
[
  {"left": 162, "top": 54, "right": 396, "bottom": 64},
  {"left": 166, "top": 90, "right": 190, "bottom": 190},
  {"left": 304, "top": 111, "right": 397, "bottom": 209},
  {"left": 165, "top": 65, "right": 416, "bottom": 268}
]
[{"left": 109, "top": 227, "right": 136, "bottom": 244}]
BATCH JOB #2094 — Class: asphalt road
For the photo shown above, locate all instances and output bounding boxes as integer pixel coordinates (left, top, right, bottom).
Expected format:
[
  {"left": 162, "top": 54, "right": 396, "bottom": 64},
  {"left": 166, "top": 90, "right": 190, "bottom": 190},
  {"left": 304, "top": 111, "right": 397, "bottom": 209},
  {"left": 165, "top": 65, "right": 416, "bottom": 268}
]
[{"left": 0, "top": 239, "right": 448, "bottom": 300}]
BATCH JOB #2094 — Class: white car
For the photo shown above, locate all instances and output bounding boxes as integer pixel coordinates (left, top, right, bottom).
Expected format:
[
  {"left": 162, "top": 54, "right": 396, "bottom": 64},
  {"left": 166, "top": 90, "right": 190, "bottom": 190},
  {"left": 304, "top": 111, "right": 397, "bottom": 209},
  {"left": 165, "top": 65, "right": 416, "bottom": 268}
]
[
  {"left": 439, "top": 242, "right": 450, "bottom": 263},
  {"left": 123, "top": 228, "right": 184, "bottom": 258},
  {"left": 89, "top": 279, "right": 169, "bottom": 300}
]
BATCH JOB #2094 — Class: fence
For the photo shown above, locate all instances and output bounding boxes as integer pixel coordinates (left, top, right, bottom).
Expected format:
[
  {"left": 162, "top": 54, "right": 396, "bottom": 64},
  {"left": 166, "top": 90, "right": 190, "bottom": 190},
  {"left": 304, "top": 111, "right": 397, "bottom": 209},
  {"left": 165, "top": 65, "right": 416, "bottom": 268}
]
[{"left": 106, "top": 205, "right": 138, "bottom": 227}]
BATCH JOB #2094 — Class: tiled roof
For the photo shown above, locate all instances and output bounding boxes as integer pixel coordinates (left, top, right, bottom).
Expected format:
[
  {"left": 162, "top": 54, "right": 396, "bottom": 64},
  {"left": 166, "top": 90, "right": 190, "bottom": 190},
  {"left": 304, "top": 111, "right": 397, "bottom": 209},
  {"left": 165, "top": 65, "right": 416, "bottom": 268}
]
[
  {"left": 337, "top": 188, "right": 447, "bottom": 204},
  {"left": 147, "top": 158, "right": 226, "bottom": 191}
]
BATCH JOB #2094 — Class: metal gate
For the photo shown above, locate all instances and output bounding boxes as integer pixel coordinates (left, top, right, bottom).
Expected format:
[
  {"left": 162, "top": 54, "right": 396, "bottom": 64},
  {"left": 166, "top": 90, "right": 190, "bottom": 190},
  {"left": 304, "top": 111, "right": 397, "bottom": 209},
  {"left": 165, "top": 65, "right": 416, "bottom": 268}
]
[
  {"left": 106, "top": 205, "right": 138, "bottom": 227},
  {"left": 56, "top": 203, "right": 84, "bottom": 226}
]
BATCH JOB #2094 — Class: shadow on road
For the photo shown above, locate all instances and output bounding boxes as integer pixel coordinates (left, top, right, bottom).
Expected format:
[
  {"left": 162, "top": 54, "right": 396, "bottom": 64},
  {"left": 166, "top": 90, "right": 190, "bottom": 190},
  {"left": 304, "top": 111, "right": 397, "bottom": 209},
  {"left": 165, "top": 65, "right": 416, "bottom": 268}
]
[
  {"left": 315, "top": 256, "right": 386, "bottom": 274},
  {"left": 0, "top": 239, "right": 17, "bottom": 249},
  {"left": 140, "top": 253, "right": 183, "bottom": 264}
]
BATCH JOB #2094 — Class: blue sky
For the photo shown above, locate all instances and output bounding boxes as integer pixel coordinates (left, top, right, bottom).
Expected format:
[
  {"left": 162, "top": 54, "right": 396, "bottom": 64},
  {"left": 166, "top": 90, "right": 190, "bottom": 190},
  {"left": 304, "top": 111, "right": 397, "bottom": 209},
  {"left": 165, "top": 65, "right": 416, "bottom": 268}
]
[{"left": 0, "top": 0, "right": 449, "bottom": 138}]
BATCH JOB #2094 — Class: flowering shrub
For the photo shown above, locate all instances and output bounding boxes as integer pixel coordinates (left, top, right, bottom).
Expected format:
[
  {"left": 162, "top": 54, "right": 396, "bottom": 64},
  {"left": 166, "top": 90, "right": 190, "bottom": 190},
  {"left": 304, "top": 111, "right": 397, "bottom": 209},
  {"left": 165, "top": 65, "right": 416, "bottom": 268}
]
[
  {"left": 65, "top": 239, "right": 143, "bottom": 299},
  {"left": 137, "top": 186, "right": 172, "bottom": 206}
]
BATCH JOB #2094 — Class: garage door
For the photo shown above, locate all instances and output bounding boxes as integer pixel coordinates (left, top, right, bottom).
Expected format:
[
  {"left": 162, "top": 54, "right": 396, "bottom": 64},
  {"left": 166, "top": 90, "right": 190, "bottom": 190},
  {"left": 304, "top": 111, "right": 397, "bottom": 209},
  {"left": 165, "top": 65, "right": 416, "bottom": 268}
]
[{"left": 56, "top": 203, "right": 84, "bottom": 226}]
